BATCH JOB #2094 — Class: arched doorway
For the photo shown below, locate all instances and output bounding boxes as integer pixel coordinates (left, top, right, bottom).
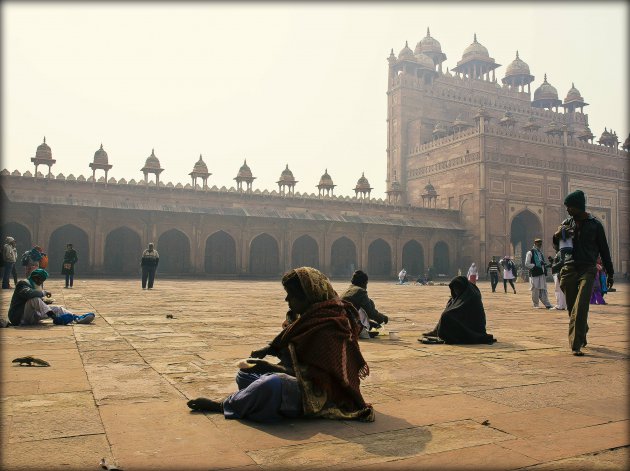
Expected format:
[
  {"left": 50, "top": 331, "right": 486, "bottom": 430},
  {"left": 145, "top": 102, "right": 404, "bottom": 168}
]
[
  {"left": 402, "top": 240, "right": 424, "bottom": 278},
  {"left": 205, "top": 231, "right": 237, "bottom": 274},
  {"left": 330, "top": 237, "right": 357, "bottom": 277},
  {"left": 511, "top": 210, "right": 542, "bottom": 265},
  {"left": 291, "top": 235, "right": 319, "bottom": 270},
  {"left": 433, "top": 241, "right": 450, "bottom": 276},
  {"left": 104, "top": 227, "right": 142, "bottom": 275},
  {"left": 368, "top": 238, "right": 392, "bottom": 276},
  {"left": 0, "top": 222, "right": 32, "bottom": 261},
  {"left": 157, "top": 229, "right": 191, "bottom": 274},
  {"left": 48, "top": 224, "right": 89, "bottom": 276},
  {"left": 249, "top": 233, "right": 279, "bottom": 275}
]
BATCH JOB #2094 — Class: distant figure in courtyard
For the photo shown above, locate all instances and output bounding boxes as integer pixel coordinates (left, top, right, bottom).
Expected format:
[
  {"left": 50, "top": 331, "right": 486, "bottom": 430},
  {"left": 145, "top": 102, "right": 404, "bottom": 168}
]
[
  {"left": 7, "top": 269, "right": 94, "bottom": 326},
  {"left": 62, "top": 243, "right": 78, "bottom": 288},
  {"left": 419, "top": 276, "right": 495, "bottom": 345},
  {"left": 525, "top": 238, "right": 553, "bottom": 309},
  {"left": 549, "top": 246, "right": 567, "bottom": 310},
  {"left": 554, "top": 190, "right": 614, "bottom": 356},
  {"left": 23, "top": 245, "right": 46, "bottom": 278},
  {"left": 141, "top": 243, "right": 160, "bottom": 289},
  {"left": 3, "top": 236, "right": 17, "bottom": 289},
  {"left": 427, "top": 266, "right": 435, "bottom": 281},
  {"left": 486, "top": 256, "right": 500, "bottom": 293},
  {"left": 466, "top": 262, "right": 478, "bottom": 284},
  {"left": 340, "top": 270, "right": 389, "bottom": 339},
  {"left": 589, "top": 257, "right": 607, "bottom": 305},
  {"left": 499, "top": 256, "right": 517, "bottom": 294},
  {"left": 398, "top": 268, "right": 407, "bottom": 284},
  {"left": 187, "top": 267, "right": 374, "bottom": 423}
]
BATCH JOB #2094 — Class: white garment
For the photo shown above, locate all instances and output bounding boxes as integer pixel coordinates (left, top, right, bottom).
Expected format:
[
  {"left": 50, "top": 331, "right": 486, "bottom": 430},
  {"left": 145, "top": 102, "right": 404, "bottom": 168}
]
[
  {"left": 553, "top": 273, "right": 567, "bottom": 309},
  {"left": 398, "top": 269, "right": 407, "bottom": 282},
  {"left": 467, "top": 264, "right": 478, "bottom": 278},
  {"left": 357, "top": 307, "right": 370, "bottom": 331},
  {"left": 21, "top": 297, "right": 72, "bottom": 326},
  {"left": 501, "top": 259, "right": 515, "bottom": 280}
]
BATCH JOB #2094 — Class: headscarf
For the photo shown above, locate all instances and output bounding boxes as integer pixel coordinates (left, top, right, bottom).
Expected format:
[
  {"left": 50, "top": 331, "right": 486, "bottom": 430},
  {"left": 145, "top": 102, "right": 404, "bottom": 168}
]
[
  {"left": 291, "top": 267, "right": 337, "bottom": 304},
  {"left": 5, "top": 236, "right": 14, "bottom": 243},
  {"left": 29, "top": 268, "right": 49, "bottom": 281},
  {"left": 564, "top": 189, "right": 586, "bottom": 211}
]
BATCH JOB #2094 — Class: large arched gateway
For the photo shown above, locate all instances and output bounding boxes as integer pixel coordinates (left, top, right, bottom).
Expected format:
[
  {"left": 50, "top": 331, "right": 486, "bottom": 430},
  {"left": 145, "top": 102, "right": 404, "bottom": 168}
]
[
  {"left": 48, "top": 224, "right": 89, "bottom": 276},
  {"left": 433, "top": 241, "right": 450, "bottom": 276},
  {"left": 0, "top": 222, "right": 32, "bottom": 260},
  {"left": 367, "top": 238, "right": 391, "bottom": 277},
  {"left": 249, "top": 233, "right": 279, "bottom": 275},
  {"left": 104, "top": 227, "right": 142, "bottom": 275},
  {"left": 402, "top": 240, "right": 424, "bottom": 277},
  {"left": 510, "top": 210, "right": 543, "bottom": 264},
  {"left": 291, "top": 235, "right": 319, "bottom": 270},
  {"left": 157, "top": 229, "right": 191, "bottom": 274},
  {"left": 205, "top": 231, "right": 237, "bottom": 274},
  {"left": 330, "top": 237, "right": 357, "bottom": 278}
]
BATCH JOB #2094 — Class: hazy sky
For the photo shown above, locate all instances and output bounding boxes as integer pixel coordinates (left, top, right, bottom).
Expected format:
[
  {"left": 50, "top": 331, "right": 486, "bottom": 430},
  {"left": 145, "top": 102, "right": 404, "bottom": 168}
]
[{"left": 2, "top": 2, "right": 627, "bottom": 197}]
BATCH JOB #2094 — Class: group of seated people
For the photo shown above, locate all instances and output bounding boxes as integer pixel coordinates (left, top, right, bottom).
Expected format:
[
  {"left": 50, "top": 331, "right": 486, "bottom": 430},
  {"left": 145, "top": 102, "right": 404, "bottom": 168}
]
[{"left": 187, "top": 267, "right": 495, "bottom": 423}]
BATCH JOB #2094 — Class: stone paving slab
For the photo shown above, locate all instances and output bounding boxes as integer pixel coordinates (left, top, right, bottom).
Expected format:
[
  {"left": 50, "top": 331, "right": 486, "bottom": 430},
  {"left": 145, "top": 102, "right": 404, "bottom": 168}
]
[{"left": 1, "top": 278, "right": 629, "bottom": 470}]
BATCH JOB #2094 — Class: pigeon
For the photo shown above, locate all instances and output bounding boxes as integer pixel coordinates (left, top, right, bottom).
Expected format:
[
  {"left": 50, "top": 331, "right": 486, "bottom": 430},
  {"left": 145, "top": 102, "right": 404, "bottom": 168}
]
[{"left": 12, "top": 356, "right": 50, "bottom": 367}]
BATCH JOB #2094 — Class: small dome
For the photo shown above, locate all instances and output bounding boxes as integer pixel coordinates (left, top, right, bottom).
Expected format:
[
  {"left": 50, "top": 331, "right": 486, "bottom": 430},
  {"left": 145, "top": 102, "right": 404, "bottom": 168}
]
[
  {"left": 390, "top": 179, "right": 401, "bottom": 191},
  {"left": 462, "top": 33, "right": 489, "bottom": 59},
  {"left": 318, "top": 169, "right": 334, "bottom": 186},
  {"left": 144, "top": 149, "right": 161, "bottom": 169},
  {"left": 414, "top": 52, "right": 435, "bottom": 69},
  {"left": 564, "top": 83, "right": 584, "bottom": 103},
  {"left": 424, "top": 182, "right": 437, "bottom": 195},
  {"left": 453, "top": 113, "right": 470, "bottom": 127},
  {"left": 93, "top": 144, "right": 109, "bottom": 165},
  {"left": 415, "top": 27, "right": 443, "bottom": 55},
  {"left": 35, "top": 137, "right": 52, "bottom": 160},
  {"left": 398, "top": 41, "right": 415, "bottom": 61},
  {"left": 278, "top": 164, "right": 296, "bottom": 183},
  {"left": 533, "top": 74, "right": 559, "bottom": 101},
  {"left": 600, "top": 127, "right": 612, "bottom": 139},
  {"left": 355, "top": 172, "right": 372, "bottom": 190},
  {"left": 192, "top": 154, "right": 208, "bottom": 173},
  {"left": 505, "top": 51, "right": 531, "bottom": 77},
  {"left": 433, "top": 122, "right": 447, "bottom": 134},
  {"left": 237, "top": 159, "right": 253, "bottom": 178}
]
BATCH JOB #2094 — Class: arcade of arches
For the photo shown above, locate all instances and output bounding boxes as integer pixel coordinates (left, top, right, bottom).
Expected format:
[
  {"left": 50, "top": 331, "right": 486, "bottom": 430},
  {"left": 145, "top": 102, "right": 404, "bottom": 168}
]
[{"left": 0, "top": 219, "right": 458, "bottom": 279}]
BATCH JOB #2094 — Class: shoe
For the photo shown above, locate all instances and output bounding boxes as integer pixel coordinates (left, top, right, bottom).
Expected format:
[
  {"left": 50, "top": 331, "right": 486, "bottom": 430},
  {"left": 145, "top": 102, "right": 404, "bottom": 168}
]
[
  {"left": 572, "top": 350, "right": 584, "bottom": 356},
  {"left": 359, "top": 328, "right": 370, "bottom": 339},
  {"left": 64, "top": 286, "right": 69, "bottom": 289},
  {"left": 420, "top": 336, "right": 445, "bottom": 344},
  {"left": 513, "top": 290, "right": 517, "bottom": 294},
  {"left": 74, "top": 313, "right": 95, "bottom": 324},
  {"left": 533, "top": 305, "right": 542, "bottom": 309},
  {"left": 554, "top": 306, "right": 565, "bottom": 310},
  {"left": 545, "top": 305, "right": 553, "bottom": 309}
]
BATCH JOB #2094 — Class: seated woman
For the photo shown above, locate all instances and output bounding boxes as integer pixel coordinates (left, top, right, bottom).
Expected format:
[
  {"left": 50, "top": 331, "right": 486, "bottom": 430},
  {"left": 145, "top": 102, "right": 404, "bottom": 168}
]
[
  {"left": 187, "top": 267, "right": 374, "bottom": 423},
  {"left": 419, "top": 276, "right": 496, "bottom": 345}
]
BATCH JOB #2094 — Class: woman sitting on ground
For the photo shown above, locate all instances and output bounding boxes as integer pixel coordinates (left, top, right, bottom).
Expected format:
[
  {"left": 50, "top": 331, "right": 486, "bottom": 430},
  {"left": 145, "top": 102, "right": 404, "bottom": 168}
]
[
  {"left": 187, "top": 267, "right": 375, "bottom": 423},
  {"left": 419, "top": 276, "right": 496, "bottom": 345}
]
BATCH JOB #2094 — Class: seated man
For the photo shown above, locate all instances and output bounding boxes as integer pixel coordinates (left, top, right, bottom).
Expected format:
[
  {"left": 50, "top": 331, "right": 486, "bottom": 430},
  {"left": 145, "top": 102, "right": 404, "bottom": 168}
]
[
  {"left": 7, "top": 269, "right": 95, "bottom": 326},
  {"left": 419, "top": 276, "right": 495, "bottom": 345},
  {"left": 340, "top": 270, "right": 388, "bottom": 338},
  {"left": 187, "top": 267, "right": 374, "bottom": 423}
]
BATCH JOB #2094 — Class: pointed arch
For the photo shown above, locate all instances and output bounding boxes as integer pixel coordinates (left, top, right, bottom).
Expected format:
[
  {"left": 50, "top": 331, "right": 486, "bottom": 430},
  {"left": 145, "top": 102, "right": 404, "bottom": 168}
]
[
  {"left": 157, "top": 229, "right": 191, "bottom": 274},
  {"left": 402, "top": 240, "right": 424, "bottom": 277},
  {"left": 249, "top": 233, "right": 279, "bottom": 275},
  {"left": 104, "top": 226, "right": 142, "bottom": 275},
  {"left": 330, "top": 237, "right": 357, "bottom": 277},
  {"left": 49, "top": 224, "right": 89, "bottom": 275},
  {"left": 205, "top": 230, "right": 237, "bottom": 274},
  {"left": 368, "top": 238, "right": 392, "bottom": 276},
  {"left": 510, "top": 209, "right": 543, "bottom": 264},
  {"left": 291, "top": 235, "right": 319, "bottom": 270},
  {"left": 0, "top": 222, "right": 32, "bottom": 260},
  {"left": 433, "top": 241, "right": 450, "bottom": 275}
]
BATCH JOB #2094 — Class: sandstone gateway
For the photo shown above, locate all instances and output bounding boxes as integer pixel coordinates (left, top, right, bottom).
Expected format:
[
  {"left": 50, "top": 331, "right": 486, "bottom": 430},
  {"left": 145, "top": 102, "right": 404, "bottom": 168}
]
[{"left": 2, "top": 31, "right": 628, "bottom": 278}]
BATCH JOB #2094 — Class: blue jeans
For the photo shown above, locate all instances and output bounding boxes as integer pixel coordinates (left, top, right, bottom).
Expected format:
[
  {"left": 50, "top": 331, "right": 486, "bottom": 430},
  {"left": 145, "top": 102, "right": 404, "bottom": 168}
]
[{"left": 2, "top": 262, "right": 15, "bottom": 288}]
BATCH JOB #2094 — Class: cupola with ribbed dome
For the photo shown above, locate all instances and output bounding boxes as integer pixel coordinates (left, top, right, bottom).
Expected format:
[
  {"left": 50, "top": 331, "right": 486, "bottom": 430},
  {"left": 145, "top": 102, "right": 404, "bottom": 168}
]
[
  {"left": 522, "top": 116, "right": 541, "bottom": 132},
  {"left": 89, "top": 143, "right": 113, "bottom": 184},
  {"left": 189, "top": 154, "right": 211, "bottom": 189},
  {"left": 141, "top": 148, "right": 164, "bottom": 185},
  {"left": 501, "top": 51, "right": 535, "bottom": 93},
  {"left": 390, "top": 39, "right": 438, "bottom": 86},
  {"left": 386, "top": 170, "right": 404, "bottom": 204},
  {"left": 562, "top": 83, "right": 589, "bottom": 113},
  {"left": 598, "top": 128, "right": 617, "bottom": 147},
  {"left": 452, "top": 34, "right": 500, "bottom": 82},
  {"left": 398, "top": 41, "right": 415, "bottom": 61},
  {"left": 414, "top": 28, "right": 447, "bottom": 72},
  {"left": 452, "top": 113, "right": 473, "bottom": 133},
  {"left": 432, "top": 122, "right": 448, "bottom": 139},
  {"left": 421, "top": 181, "right": 438, "bottom": 208},
  {"left": 234, "top": 159, "right": 256, "bottom": 192},
  {"left": 576, "top": 125, "right": 595, "bottom": 143},
  {"left": 532, "top": 74, "right": 562, "bottom": 110},
  {"left": 499, "top": 111, "right": 517, "bottom": 128},
  {"left": 354, "top": 172, "right": 372, "bottom": 199},
  {"left": 31, "top": 137, "right": 56, "bottom": 178},
  {"left": 317, "top": 168, "right": 336, "bottom": 197},
  {"left": 277, "top": 164, "right": 297, "bottom": 195}
]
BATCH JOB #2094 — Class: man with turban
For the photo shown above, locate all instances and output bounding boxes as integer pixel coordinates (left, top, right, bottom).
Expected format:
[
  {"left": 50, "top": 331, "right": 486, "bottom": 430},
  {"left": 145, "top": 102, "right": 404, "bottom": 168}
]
[
  {"left": 554, "top": 190, "right": 614, "bottom": 356},
  {"left": 7, "top": 268, "right": 94, "bottom": 326}
]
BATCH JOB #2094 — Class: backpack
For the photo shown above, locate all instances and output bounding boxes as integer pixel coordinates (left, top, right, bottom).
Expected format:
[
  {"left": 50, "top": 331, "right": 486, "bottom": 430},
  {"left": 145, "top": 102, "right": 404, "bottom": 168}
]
[
  {"left": 21, "top": 251, "right": 30, "bottom": 266},
  {"left": 39, "top": 254, "right": 49, "bottom": 269}
]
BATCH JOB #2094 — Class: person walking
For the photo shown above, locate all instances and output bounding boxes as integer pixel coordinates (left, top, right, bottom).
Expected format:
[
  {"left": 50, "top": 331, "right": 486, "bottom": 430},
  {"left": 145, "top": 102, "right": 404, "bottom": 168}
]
[
  {"left": 486, "top": 256, "right": 500, "bottom": 292},
  {"left": 3, "top": 237, "right": 18, "bottom": 289},
  {"left": 555, "top": 190, "right": 614, "bottom": 356},
  {"left": 61, "top": 243, "right": 79, "bottom": 288},
  {"left": 141, "top": 242, "right": 160, "bottom": 289},
  {"left": 549, "top": 248, "right": 566, "bottom": 310},
  {"left": 525, "top": 239, "right": 553, "bottom": 309},
  {"left": 466, "top": 262, "right": 478, "bottom": 284},
  {"left": 500, "top": 256, "right": 517, "bottom": 294}
]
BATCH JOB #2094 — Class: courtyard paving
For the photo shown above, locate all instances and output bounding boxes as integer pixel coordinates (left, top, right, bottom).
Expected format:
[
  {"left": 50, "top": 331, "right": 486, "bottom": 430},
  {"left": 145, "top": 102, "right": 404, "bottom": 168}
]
[{"left": 1, "top": 277, "right": 628, "bottom": 470}]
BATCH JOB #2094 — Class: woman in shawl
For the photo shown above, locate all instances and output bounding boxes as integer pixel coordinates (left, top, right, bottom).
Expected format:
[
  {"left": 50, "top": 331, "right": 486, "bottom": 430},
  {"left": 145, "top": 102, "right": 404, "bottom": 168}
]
[
  {"left": 466, "top": 262, "right": 478, "bottom": 284},
  {"left": 187, "top": 267, "right": 374, "bottom": 423},
  {"left": 419, "top": 276, "right": 496, "bottom": 344}
]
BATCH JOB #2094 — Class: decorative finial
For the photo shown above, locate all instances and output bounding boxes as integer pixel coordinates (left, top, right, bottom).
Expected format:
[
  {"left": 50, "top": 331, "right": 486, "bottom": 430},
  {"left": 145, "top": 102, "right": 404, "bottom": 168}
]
[
  {"left": 516, "top": 50, "right": 519, "bottom": 59},
  {"left": 571, "top": 82, "right": 575, "bottom": 88},
  {"left": 100, "top": 143, "right": 103, "bottom": 149},
  {"left": 544, "top": 73, "right": 547, "bottom": 82},
  {"left": 325, "top": 168, "right": 328, "bottom": 173},
  {"left": 152, "top": 148, "right": 155, "bottom": 155},
  {"left": 473, "top": 33, "right": 477, "bottom": 43},
  {"left": 362, "top": 171, "right": 365, "bottom": 177},
  {"left": 244, "top": 158, "right": 247, "bottom": 165},
  {"left": 427, "top": 27, "right": 431, "bottom": 37},
  {"left": 405, "top": 40, "right": 409, "bottom": 47},
  {"left": 199, "top": 153, "right": 203, "bottom": 160},
  {"left": 285, "top": 164, "right": 289, "bottom": 169},
  {"left": 43, "top": 136, "right": 46, "bottom": 143}
]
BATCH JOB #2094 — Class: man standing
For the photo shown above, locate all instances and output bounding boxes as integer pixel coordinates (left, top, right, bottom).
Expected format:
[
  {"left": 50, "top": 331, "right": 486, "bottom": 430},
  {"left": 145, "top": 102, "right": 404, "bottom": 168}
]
[
  {"left": 555, "top": 190, "right": 614, "bottom": 356},
  {"left": 486, "top": 256, "right": 500, "bottom": 293},
  {"left": 141, "top": 242, "right": 160, "bottom": 289},
  {"left": 525, "top": 238, "right": 553, "bottom": 309},
  {"left": 340, "top": 270, "right": 388, "bottom": 339},
  {"left": 2, "top": 237, "right": 17, "bottom": 289},
  {"left": 62, "top": 243, "right": 79, "bottom": 288}
]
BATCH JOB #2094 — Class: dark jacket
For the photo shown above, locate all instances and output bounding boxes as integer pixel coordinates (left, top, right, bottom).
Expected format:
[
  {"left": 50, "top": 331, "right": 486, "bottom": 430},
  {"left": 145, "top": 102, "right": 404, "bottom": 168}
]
[
  {"left": 62, "top": 249, "right": 78, "bottom": 275},
  {"left": 141, "top": 249, "right": 160, "bottom": 268},
  {"left": 553, "top": 215, "right": 613, "bottom": 276},
  {"left": 550, "top": 251, "right": 563, "bottom": 275},
  {"left": 8, "top": 280, "right": 45, "bottom": 326},
  {"left": 340, "top": 284, "right": 387, "bottom": 325}
]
